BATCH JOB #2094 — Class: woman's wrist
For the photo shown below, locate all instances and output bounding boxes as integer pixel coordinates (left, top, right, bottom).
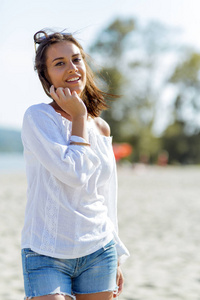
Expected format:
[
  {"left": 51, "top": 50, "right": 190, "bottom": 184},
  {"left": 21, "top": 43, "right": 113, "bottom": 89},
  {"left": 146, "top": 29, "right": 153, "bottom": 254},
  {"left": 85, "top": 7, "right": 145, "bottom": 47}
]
[
  {"left": 71, "top": 114, "right": 87, "bottom": 122},
  {"left": 71, "top": 115, "right": 88, "bottom": 142}
]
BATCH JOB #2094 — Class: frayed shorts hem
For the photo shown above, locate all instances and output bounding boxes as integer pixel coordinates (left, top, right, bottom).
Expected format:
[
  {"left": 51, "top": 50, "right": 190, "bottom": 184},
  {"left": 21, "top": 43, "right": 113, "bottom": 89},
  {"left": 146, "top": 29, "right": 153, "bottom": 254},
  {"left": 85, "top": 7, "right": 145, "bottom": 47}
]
[
  {"left": 74, "top": 287, "right": 118, "bottom": 295},
  {"left": 24, "top": 289, "right": 118, "bottom": 300},
  {"left": 24, "top": 292, "right": 75, "bottom": 300}
]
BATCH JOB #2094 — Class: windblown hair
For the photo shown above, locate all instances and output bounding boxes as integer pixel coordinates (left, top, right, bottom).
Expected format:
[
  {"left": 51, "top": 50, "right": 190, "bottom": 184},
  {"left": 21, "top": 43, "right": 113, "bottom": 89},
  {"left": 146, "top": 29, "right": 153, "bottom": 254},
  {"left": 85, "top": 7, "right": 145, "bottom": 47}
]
[{"left": 34, "top": 29, "right": 111, "bottom": 117}]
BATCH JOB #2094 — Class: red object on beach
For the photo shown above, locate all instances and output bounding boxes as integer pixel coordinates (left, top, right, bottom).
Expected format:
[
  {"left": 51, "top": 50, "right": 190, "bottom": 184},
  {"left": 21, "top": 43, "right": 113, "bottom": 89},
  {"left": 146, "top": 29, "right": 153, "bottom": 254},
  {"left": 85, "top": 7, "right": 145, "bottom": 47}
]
[{"left": 113, "top": 143, "right": 133, "bottom": 161}]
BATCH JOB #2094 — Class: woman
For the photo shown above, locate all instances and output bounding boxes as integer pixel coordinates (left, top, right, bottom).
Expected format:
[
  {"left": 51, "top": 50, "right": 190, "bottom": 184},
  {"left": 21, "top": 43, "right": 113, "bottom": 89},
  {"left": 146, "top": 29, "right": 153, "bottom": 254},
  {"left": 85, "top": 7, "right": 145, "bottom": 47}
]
[{"left": 21, "top": 29, "right": 129, "bottom": 300}]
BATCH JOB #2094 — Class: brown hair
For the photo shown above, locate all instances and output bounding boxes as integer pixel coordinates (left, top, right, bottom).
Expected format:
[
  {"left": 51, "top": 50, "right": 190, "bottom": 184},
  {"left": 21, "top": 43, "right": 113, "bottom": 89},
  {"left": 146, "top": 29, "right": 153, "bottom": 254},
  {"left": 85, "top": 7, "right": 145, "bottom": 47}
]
[{"left": 34, "top": 29, "right": 112, "bottom": 117}]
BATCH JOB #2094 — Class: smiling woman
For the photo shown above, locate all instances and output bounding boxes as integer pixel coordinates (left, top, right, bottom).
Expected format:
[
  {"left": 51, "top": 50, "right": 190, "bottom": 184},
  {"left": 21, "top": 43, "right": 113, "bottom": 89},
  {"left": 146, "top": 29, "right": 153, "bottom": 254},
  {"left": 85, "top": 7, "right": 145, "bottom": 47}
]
[
  {"left": 34, "top": 30, "right": 109, "bottom": 117},
  {"left": 46, "top": 41, "right": 87, "bottom": 98},
  {"left": 21, "top": 29, "right": 129, "bottom": 300}
]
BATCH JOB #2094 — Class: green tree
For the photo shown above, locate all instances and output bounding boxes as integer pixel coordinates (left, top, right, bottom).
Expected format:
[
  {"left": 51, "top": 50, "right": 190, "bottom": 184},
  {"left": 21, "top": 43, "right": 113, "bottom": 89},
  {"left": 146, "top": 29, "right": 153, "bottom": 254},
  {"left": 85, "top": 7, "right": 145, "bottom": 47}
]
[
  {"left": 161, "top": 121, "right": 200, "bottom": 164},
  {"left": 89, "top": 18, "right": 135, "bottom": 141},
  {"left": 169, "top": 52, "right": 200, "bottom": 134},
  {"left": 89, "top": 17, "right": 200, "bottom": 164},
  {"left": 160, "top": 52, "right": 200, "bottom": 163},
  {"left": 89, "top": 18, "right": 175, "bottom": 162}
]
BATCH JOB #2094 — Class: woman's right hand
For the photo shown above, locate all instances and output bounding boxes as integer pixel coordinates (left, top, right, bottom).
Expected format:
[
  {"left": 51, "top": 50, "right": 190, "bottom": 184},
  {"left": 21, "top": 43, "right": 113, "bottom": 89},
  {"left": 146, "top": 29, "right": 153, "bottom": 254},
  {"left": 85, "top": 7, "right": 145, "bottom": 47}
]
[
  {"left": 50, "top": 85, "right": 87, "bottom": 120},
  {"left": 50, "top": 85, "right": 89, "bottom": 141}
]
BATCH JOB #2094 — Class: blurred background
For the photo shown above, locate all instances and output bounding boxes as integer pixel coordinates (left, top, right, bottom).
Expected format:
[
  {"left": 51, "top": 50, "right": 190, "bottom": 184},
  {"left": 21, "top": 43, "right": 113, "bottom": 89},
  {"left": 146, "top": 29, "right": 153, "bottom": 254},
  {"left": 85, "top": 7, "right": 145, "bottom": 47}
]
[
  {"left": 1, "top": 0, "right": 200, "bottom": 166},
  {"left": 1, "top": 1, "right": 200, "bottom": 300}
]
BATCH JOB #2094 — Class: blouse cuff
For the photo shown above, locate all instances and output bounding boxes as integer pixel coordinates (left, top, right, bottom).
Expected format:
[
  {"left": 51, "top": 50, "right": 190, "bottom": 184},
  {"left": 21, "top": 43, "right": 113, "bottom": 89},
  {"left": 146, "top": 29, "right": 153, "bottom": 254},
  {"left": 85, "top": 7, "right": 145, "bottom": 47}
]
[{"left": 70, "top": 135, "right": 88, "bottom": 144}]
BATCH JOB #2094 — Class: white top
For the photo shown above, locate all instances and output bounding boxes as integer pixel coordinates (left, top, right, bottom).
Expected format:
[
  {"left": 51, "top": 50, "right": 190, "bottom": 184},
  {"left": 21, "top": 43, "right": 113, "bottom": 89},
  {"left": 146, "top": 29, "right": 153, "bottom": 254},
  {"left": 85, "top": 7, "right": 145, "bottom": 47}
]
[{"left": 21, "top": 103, "right": 129, "bottom": 264}]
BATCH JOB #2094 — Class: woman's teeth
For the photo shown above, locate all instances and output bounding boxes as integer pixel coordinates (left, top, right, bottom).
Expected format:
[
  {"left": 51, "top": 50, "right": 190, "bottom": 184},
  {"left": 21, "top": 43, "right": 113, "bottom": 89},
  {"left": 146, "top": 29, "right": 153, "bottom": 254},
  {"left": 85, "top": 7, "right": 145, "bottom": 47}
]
[{"left": 67, "top": 77, "right": 79, "bottom": 82}]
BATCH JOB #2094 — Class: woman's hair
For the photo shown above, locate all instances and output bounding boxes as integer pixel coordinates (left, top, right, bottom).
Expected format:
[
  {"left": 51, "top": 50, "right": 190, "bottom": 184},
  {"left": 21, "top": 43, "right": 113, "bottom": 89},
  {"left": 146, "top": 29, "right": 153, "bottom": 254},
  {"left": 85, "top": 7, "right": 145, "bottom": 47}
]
[{"left": 34, "top": 29, "right": 112, "bottom": 117}]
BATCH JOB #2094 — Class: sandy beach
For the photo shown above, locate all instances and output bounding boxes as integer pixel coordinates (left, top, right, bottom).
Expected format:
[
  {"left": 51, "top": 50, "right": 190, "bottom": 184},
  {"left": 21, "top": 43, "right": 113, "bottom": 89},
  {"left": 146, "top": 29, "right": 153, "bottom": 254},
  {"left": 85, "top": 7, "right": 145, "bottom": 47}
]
[{"left": 1, "top": 165, "right": 200, "bottom": 300}]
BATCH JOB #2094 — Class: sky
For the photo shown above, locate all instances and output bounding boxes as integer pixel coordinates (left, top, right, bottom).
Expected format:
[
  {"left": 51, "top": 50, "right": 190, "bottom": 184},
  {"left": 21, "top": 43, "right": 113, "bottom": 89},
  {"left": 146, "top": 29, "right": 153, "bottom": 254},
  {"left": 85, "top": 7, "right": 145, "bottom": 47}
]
[{"left": 1, "top": 0, "right": 200, "bottom": 129}]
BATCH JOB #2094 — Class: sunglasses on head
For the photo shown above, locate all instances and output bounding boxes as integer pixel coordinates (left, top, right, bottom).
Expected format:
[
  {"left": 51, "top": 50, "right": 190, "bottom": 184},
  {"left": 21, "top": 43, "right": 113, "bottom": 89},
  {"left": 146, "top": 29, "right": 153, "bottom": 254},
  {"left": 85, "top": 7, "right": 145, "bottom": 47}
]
[{"left": 34, "top": 31, "right": 71, "bottom": 52}]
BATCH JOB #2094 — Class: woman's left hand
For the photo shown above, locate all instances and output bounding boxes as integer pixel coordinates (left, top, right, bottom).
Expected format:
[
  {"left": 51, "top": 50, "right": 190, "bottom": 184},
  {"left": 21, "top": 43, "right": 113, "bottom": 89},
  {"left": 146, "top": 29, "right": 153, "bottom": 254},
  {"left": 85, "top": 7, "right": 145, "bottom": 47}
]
[{"left": 114, "top": 266, "right": 124, "bottom": 298}]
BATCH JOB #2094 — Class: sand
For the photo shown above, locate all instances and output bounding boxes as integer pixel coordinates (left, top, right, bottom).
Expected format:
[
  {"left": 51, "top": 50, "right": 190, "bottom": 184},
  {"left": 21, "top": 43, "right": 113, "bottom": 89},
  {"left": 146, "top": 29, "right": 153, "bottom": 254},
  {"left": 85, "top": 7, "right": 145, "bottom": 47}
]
[{"left": 0, "top": 165, "right": 200, "bottom": 300}]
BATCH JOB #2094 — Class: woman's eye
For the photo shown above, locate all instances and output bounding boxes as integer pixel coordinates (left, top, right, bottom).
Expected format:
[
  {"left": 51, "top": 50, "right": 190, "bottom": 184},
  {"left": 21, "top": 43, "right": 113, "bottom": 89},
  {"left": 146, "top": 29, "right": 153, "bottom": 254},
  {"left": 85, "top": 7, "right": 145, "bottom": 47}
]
[
  {"left": 74, "top": 58, "right": 81, "bottom": 63},
  {"left": 55, "top": 62, "right": 64, "bottom": 66}
]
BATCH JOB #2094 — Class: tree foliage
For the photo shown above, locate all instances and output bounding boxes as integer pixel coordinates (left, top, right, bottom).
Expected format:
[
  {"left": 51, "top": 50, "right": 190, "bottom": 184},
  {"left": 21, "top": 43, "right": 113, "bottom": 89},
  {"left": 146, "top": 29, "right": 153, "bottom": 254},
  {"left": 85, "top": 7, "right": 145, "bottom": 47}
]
[
  {"left": 89, "top": 17, "right": 200, "bottom": 164},
  {"left": 168, "top": 52, "right": 200, "bottom": 134}
]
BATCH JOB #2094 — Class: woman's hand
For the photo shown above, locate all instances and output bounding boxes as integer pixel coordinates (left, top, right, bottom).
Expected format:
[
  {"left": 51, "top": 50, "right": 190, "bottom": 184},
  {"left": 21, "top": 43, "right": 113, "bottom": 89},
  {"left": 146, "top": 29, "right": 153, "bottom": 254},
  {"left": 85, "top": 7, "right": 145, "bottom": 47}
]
[
  {"left": 50, "top": 85, "right": 88, "bottom": 140},
  {"left": 114, "top": 266, "right": 124, "bottom": 298},
  {"left": 50, "top": 85, "right": 87, "bottom": 120}
]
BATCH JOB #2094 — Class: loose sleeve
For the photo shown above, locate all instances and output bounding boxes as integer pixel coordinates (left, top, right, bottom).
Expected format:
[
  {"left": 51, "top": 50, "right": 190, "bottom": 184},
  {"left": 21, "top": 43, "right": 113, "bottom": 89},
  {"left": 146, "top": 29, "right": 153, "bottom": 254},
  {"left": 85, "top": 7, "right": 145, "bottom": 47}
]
[
  {"left": 106, "top": 154, "right": 130, "bottom": 264},
  {"left": 21, "top": 105, "right": 100, "bottom": 187}
]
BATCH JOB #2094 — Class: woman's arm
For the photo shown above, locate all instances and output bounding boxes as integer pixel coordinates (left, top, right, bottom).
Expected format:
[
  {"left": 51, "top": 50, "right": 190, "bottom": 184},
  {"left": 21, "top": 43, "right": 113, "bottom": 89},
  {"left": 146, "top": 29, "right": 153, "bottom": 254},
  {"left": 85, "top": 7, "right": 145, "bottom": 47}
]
[{"left": 22, "top": 104, "right": 100, "bottom": 187}]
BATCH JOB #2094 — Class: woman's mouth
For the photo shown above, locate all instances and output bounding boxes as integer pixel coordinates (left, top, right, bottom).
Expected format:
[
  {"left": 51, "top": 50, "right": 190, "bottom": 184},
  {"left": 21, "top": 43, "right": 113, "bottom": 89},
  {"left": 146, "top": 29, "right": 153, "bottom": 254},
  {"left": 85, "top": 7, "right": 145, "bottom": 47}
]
[{"left": 66, "top": 77, "right": 80, "bottom": 83}]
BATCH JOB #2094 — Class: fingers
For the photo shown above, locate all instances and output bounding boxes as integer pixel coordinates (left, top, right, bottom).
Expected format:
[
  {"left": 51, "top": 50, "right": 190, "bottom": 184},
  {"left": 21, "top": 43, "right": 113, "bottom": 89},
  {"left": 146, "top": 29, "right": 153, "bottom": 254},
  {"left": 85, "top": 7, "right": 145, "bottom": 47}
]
[
  {"left": 50, "top": 85, "right": 77, "bottom": 100},
  {"left": 71, "top": 90, "right": 78, "bottom": 97},
  {"left": 50, "top": 85, "right": 66, "bottom": 103},
  {"left": 118, "top": 272, "right": 124, "bottom": 295},
  {"left": 56, "top": 87, "right": 71, "bottom": 99},
  {"left": 50, "top": 85, "right": 59, "bottom": 102},
  {"left": 49, "top": 85, "right": 86, "bottom": 118},
  {"left": 50, "top": 85, "right": 70, "bottom": 103},
  {"left": 50, "top": 84, "right": 80, "bottom": 95},
  {"left": 114, "top": 267, "right": 124, "bottom": 298}
]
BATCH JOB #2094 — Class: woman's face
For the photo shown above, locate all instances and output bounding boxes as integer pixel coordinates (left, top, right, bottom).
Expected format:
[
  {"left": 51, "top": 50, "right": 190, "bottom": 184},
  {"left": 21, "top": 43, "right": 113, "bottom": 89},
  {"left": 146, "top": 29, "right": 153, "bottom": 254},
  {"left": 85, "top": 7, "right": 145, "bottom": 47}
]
[{"left": 46, "top": 41, "right": 87, "bottom": 96}]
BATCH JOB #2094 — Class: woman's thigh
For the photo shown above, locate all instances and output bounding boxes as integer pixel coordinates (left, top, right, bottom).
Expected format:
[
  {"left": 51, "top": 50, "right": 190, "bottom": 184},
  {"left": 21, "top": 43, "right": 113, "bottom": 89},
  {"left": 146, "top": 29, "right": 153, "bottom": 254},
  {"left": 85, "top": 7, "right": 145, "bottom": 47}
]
[
  {"left": 76, "top": 291, "right": 113, "bottom": 300},
  {"left": 29, "top": 292, "right": 113, "bottom": 300}
]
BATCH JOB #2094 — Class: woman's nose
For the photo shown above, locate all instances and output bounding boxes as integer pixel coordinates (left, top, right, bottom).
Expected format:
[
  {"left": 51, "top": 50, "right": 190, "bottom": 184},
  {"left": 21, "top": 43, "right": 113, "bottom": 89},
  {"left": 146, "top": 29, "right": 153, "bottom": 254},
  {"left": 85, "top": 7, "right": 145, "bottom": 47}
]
[{"left": 68, "top": 61, "right": 78, "bottom": 73}]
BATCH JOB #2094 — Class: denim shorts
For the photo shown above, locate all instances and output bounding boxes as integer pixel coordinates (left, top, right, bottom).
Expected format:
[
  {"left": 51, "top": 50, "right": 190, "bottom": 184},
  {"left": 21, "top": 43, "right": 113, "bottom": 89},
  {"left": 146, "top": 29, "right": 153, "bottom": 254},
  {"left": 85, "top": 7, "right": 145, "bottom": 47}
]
[{"left": 21, "top": 240, "right": 118, "bottom": 299}]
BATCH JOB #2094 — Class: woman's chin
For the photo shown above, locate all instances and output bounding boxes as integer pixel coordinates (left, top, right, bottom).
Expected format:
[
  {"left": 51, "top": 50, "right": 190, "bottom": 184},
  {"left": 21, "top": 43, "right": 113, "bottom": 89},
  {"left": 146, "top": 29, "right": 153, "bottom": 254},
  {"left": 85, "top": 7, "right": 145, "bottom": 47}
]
[{"left": 71, "top": 87, "right": 83, "bottom": 96}]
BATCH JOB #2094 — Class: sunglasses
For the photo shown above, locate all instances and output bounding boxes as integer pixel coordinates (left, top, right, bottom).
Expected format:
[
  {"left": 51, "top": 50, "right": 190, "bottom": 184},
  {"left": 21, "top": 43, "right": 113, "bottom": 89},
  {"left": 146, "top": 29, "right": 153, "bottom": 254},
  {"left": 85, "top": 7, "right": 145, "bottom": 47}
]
[{"left": 34, "top": 31, "right": 71, "bottom": 52}]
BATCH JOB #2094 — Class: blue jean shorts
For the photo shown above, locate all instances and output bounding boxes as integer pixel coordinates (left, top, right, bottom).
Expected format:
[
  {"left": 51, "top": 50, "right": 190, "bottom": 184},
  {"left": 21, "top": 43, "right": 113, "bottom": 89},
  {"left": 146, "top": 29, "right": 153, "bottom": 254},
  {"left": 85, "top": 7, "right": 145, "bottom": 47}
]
[{"left": 21, "top": 240, "right": 118, "bottom": 299}]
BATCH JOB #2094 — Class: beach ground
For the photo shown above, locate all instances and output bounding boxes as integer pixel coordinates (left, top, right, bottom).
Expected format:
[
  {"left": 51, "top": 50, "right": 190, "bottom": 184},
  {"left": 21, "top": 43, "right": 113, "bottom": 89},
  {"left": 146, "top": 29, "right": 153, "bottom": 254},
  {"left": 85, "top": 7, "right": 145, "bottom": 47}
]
[{"left": 1, "top": 165, "right": 200, "bottom": 300}]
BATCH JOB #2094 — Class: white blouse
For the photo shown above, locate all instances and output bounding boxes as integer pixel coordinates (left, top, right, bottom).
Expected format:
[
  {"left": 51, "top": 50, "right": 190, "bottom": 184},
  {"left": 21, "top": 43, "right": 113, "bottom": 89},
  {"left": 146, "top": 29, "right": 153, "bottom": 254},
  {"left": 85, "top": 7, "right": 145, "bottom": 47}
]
[{"left": 21, "top": 103, "right": 129, "bottom": 264}]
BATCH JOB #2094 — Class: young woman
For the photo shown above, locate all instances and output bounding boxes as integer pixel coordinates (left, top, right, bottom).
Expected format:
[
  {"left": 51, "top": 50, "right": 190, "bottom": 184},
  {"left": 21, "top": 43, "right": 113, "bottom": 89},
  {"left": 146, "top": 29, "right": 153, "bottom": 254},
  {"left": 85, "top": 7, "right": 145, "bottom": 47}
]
[{"left": 21, "top": 29, "right": 129, "bottom": 300}]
